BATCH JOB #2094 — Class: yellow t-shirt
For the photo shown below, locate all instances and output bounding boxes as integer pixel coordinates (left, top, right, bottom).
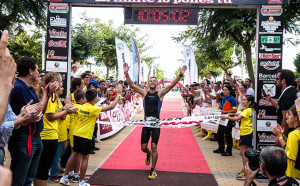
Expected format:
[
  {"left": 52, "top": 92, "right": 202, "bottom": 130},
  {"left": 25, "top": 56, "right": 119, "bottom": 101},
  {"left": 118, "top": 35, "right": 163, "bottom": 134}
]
[
  {"left": 240, "top": 108, "right": 253, "bottom": 136},
  {"left": 65, "top": 92, "right": 76, "bottom": 130},
  {"left": 58, "top": 100, "right": 68, "bottom": 142},
  {"left": 40, "top": 95, "right": 59, "bottom": 140},
  {"left": 73, "top": 103, "right": 102, "bottom": 140},
  {"left": 285, "top": 129, "right": 300, "bottom": 178},
  {"left": 69, "top": 104, "right": 82, "bottom": 147}
]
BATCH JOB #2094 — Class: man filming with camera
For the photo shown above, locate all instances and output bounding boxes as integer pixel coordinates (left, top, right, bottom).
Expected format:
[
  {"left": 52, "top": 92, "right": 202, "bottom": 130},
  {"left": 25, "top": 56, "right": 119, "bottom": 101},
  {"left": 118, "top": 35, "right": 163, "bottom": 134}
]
[{"left": 244, "top": 146, "right": 299, "bottom": 186}]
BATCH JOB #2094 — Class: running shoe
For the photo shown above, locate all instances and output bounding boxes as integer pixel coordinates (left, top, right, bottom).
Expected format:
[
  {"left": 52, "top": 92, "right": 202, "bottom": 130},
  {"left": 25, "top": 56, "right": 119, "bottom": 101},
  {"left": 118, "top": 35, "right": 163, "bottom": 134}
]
[
  {"left": 236, "top": 171, "right": 246, "bottom": 181},
  {"left": 78, "top": 180, "right": 90, "bottom": 186},
  {"left": 236, "top": 170, "right": 244, "bottom": 176},
  {"left": 145, "top": 151, "right": 152, "bottom": 165},
  {"left": 59, "top": 177, "right": 70, "bottom": 186},
  {"left": 48, "top": 177, "right": 60, "bottom": 183},
  {"left": 148, "top": 169, "right": 157, "bottom": 180},
  {"left": 72, "top": 176, "right": 80, "bottom": 183}
]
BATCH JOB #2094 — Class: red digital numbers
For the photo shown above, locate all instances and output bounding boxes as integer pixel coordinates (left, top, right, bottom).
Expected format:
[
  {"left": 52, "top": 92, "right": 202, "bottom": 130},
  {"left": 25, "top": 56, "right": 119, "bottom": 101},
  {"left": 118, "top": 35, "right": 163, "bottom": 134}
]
[
  {"left": 133, "top": 9, "right": 192, "bottom": 23},
  {"left": 153, "top": 10, "right": 160, "bottom": 22},
  {"left": 182, "top": 11, "right": 189, "bottom": 22},
  {"left": 162, "top": 10, "right": 169, "bottom": 22},
  {"left": 174, "top": 11, "right": 180, "bottom": 22},
  {"left": 142, "top": 10, "right": 149, "bottom": 21}
]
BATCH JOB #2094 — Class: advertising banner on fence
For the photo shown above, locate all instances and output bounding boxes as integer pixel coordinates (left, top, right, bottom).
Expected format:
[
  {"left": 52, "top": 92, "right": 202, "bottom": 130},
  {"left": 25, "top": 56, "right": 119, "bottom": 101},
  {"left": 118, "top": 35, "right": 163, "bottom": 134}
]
[
  {"left": 255, "top": 5, "right": 284, "bottom": 150},
  {"left": 45, "top": 2, "right": 71, "bottom": 99},
  {"left": 95, "top": 99, "right": 142, "bottom": 139}
]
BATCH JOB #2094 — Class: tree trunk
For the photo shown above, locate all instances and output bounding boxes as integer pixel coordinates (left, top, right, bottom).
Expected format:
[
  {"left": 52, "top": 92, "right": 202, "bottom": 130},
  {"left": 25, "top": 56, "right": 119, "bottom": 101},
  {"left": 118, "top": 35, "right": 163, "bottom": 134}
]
[
  {"left": 106, "top": 66, "right": 110, "bottom": 78},
  {"left": 224, "top": 69, "right": 229, "bottom": 77},
  {"left": 243, "top": 45, "right": 255, "bottom": 89}
]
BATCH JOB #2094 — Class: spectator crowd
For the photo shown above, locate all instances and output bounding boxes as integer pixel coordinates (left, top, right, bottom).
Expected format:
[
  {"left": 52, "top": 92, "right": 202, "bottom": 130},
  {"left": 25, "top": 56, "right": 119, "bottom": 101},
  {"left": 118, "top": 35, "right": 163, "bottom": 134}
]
[{"left": 181, "top": 71, "right": 300, "bottom": 184}]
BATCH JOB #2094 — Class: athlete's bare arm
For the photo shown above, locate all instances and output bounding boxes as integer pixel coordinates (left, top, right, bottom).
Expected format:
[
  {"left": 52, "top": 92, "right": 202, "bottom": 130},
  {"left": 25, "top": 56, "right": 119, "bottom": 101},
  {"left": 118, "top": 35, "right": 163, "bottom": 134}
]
[
  {"left": 159, "top": 65, "right": 187, "bottom": 99},
  {"left": 123, "top": 63, "right": 147, "bottom": 97}
]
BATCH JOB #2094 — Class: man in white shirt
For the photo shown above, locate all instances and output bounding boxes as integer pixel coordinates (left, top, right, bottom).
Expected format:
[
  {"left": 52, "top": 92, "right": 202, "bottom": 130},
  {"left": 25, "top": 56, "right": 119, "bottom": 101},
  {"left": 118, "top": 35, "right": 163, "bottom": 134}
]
[{"left": 245, "top": 78, "right": 255, "bottom": 97}]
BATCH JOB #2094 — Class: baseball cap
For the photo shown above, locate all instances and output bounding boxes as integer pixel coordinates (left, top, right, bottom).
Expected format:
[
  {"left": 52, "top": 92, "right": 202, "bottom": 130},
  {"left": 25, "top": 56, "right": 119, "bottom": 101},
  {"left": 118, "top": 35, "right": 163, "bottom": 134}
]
[{"left": 89, "top": 79, "right": 100, "bottom": 89}]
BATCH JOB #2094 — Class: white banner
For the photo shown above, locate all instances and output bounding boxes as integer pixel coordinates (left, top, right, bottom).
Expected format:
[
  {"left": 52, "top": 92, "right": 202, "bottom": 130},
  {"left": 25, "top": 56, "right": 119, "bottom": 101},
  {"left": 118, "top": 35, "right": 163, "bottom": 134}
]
[
  {"left": 115, "top": 38, "right": 133, "bottom": 81},
  {"left": 97, "top": 115, "right": 223, "bottom": 128},
  {"left": 139, "top": 62, "right": 149, "bottom": 83},
  {"left": 181, "top": 45, "right": 197, "bottom": 85}
]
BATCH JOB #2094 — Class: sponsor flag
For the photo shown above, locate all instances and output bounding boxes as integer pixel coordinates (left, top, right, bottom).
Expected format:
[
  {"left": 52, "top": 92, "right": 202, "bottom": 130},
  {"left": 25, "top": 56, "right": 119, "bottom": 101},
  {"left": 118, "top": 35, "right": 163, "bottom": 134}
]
[
  {"left": 130, "top": 36, "right": 138, "bottom": 82},
  {"left": 115, "top": 38, "right": 133, "bottom": 81},
  {"left": 194, "top": 61, "right": 198, "bottom": 83},
  {"left": 182, "top": 45, "right": 196, "bottom": 85}
]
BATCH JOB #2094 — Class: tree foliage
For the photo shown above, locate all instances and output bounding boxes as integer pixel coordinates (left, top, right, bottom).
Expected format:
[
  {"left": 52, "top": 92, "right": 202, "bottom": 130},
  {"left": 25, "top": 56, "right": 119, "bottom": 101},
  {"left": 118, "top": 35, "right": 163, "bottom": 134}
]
[
  {"left": 294, "top": 53, "right": 300, "bottom": 78},
  {"left": 175, "top": 2, "right": 300, "bottom": 85},
  {"left": 71, "top": 17, "right": 98, "bottom": 63},
  {"left": 71, "top": 14, "right": 156, "bottom": 78},
  {"left": 8, "top": 31, "right": 43, "bottom": 69},
  {"left": 156, "top": 67, "right": 164, "bottom": 80},
  {"left": 175, "top": 9, "right": 257, "bottom": 83},
  {"left": 0, "top": 0, "right": 46, "bottom": 31}
]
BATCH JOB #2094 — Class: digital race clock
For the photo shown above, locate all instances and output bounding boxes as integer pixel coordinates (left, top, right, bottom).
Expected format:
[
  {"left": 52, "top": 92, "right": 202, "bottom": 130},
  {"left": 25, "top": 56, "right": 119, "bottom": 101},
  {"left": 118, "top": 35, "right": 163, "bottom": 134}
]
[{"left": 124, "top": 7, "right": 198, "bottom": 25}]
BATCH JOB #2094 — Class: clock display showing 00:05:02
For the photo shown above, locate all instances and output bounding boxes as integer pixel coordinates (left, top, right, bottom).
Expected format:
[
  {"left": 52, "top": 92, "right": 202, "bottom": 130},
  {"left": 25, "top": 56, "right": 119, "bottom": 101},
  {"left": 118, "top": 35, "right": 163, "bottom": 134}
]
[{"left": 133, "top": 9, "right": 196, "bottom": 23}]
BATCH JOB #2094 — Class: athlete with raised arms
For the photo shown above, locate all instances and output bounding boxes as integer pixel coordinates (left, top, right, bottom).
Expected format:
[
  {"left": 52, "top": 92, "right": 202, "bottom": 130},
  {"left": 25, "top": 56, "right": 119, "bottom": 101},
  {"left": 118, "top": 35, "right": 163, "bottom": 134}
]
[{"left": 123, "top": 62, "right": 187, "bottom": 179}]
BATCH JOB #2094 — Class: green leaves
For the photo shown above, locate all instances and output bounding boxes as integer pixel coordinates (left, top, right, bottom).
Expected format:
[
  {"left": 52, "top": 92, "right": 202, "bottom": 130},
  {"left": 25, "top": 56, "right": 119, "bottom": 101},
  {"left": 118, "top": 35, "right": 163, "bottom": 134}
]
[
  {"left": 0, "top": 0, "right": 46, "bottom": 31},
  {"left": 8, "top": 31, "right": 43, "bottom": 69}
]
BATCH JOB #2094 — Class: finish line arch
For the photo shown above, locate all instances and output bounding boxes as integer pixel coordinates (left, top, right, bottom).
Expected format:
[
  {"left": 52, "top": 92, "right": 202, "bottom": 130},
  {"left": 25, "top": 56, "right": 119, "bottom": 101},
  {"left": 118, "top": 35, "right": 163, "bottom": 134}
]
[{"left": 44, "top": 0, "right": 289, "bottom": 149}]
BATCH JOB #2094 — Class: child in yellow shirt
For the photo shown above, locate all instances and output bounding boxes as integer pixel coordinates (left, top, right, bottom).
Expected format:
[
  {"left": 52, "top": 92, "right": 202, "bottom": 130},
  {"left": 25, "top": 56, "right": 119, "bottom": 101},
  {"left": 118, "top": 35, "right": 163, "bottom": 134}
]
[
  {"left": 35, "top": 72, "right": 77, "bottom": 185},
  {"left": 273, "top": 104, "right": 300, "bottom": 179},
  {"left": 60, "top": 85, "right": 122, "bottom": 186},
  {"left": 221, "top": 95, "right": 254, "bottom": 180},
  {"left": 64, "top": 89, "right": 86, "bottom": 182}
]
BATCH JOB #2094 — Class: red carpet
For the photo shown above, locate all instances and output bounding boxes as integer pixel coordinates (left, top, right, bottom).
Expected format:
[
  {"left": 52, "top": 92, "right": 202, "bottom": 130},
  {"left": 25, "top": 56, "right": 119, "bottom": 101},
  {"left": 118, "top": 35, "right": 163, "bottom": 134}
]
[{"left": 90, "top": 102, "right": 216, "bottom": 185}]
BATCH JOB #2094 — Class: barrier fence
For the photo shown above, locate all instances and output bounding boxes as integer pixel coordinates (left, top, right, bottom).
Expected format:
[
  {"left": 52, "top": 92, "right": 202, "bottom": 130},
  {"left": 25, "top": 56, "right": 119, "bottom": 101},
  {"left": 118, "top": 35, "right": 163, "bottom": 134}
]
[{"left": 95, "top": 98, "right": 143, "bottom": 139}]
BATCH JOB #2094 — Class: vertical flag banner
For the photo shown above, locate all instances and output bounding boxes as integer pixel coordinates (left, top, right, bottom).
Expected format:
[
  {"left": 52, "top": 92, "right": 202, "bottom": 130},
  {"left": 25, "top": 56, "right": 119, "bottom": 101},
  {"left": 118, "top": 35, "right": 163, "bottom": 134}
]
[
  {"left": 183, "top": 45, "right": 196, "bottom": 85},
  {"left": 130, "top": 36, "right": 137, "bottom": 82},
  {"left": 139, "top": 61, "right": 144, "bottom": 83},
  {"left": 143, "top": 62, "right": 149, "bottom": 82},
  {"left": 115, "top": 38, "right": 133, "bottom": 81},
  {"left": 194, "top": 60, "right": 198, "bottom": 83}
]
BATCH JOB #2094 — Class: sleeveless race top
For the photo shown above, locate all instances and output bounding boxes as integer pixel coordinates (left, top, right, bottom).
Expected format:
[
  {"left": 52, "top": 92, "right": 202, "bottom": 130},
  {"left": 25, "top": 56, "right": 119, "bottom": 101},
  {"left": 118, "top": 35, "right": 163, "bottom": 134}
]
[{"left": 143, "top": 91, "right": 162, "bottom": 119}]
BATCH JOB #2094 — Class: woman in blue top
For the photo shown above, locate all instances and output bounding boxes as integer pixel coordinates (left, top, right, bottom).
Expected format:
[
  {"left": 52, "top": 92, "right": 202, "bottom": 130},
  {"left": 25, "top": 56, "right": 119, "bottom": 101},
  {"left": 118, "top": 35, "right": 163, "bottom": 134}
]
[{"left": 213, "top": 84, "right": 237, "bottom": 156}]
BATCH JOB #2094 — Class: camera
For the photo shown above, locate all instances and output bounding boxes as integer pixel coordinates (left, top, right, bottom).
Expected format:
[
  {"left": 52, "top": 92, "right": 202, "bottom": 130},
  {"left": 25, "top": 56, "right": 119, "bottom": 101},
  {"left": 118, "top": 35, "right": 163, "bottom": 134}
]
[{"left": 245, "top": 149, "right": 261, "bottom": 171}]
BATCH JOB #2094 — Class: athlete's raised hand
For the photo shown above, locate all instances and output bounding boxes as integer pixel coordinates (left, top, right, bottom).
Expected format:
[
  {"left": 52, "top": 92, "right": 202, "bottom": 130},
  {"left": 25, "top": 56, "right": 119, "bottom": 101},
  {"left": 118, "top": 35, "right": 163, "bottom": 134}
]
[
  {"left": 123, "top": 62, "right": 130, "bottom": 74},
  {"left": 179, "top": 65, "right": 187, "bottom": 76}
]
